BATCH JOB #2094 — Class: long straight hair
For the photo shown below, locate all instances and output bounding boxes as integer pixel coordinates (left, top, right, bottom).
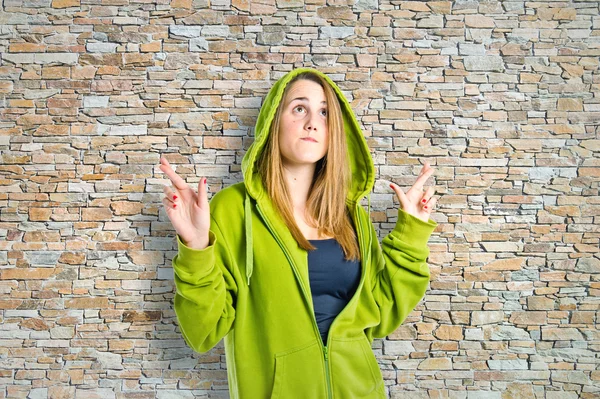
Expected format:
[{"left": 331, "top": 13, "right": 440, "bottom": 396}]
[{"left": 256, "top": 72, "right": 360, "bottom": 261}]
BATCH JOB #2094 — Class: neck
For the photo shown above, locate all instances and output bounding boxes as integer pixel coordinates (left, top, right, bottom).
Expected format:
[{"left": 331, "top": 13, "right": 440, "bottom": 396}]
[{"left": 282, "top": 163, "right": 316, "bottom": 211}]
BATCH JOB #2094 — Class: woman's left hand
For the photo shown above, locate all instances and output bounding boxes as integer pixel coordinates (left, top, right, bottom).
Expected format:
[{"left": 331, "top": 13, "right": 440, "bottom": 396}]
[{"left": 389, "top": 162, "right": 437, "bottom": 223}]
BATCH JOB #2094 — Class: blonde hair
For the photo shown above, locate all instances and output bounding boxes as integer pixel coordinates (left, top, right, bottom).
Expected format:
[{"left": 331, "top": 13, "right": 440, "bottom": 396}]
[{"left": 256, "top": 72, "right": 360, "bottom": 261}]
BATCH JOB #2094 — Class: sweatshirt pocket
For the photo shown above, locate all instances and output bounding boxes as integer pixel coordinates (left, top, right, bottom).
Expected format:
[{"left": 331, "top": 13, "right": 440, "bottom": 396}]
[
  {"left": 270, "top": 340, "right": 326, "bottom": 399},
  {"left": 330, "top": 336, "right": 385, "bottom": 398}
]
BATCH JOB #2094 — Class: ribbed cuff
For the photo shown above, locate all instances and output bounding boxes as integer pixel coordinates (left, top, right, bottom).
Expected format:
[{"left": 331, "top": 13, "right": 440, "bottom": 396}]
[
  {"left": 173, "top": 231, "right": 216, "bottom": 281},
  {"left": 391, "top": 209, "right": 437, "bottom": 249}
]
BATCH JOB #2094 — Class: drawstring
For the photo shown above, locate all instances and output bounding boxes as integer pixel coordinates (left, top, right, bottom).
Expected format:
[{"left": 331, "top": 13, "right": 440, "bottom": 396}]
[
  {"left": 366, "top": 193, "right": 372, "bottom": 265},
  {"left": 244, "top": 192, "right": 253, "bottom": 286}
]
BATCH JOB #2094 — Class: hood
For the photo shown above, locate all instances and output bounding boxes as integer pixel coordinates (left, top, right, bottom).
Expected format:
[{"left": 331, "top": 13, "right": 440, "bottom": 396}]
[
  {"left": 241, "top": 67, "right": 375, "bottom": 204},
  {"left": 240, "top": 68, "right": 376, "bottom": 286}
]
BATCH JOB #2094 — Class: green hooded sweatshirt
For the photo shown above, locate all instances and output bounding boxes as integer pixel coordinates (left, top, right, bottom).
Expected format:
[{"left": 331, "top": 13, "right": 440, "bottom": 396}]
[{"left": 172, "top": 68, "right": 437, "bottom": 398}]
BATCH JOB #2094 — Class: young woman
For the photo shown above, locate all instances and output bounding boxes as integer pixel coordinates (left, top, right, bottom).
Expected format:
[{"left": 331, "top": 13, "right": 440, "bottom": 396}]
[{"left": 159, "top": 68, "right": 437, "bottom": 398}]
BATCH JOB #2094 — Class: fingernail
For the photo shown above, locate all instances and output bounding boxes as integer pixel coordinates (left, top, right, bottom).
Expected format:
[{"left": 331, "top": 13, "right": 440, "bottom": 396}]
[
  {"left": 203, "top": 178, "right": 207, "bottom": 185},
  {"left": 389, "top": 184, "right": 393, "bottom": 188},
  {"left": 421, "top": 199, "right": 426, "bottom": 203},
  {"left": 423, "top": 206, "right": 428, "bottom": 210},
  {"left": 173, "top": 195, "right": 177, "bottom": 200},
  {"left": 173, "top": 204, "right": 177, "bottom": 208}
]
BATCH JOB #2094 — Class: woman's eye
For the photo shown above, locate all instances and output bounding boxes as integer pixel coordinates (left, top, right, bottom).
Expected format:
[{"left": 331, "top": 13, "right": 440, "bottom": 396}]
[
  {"left": 294, "top": 106, "right": 305, "bottom": 113},
  {"left": 320, "top": 109, "right": 327, "bottom": 117}
]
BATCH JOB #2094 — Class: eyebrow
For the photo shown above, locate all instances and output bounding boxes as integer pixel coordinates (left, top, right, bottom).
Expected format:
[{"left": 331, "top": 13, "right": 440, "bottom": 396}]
[{"left": 289, "top": 97, "right": 327, "bottom": 105}]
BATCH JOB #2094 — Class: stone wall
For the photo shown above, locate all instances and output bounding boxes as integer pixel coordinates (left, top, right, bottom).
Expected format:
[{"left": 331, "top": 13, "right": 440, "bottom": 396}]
[{"left": 1, "top": 0, "right": 599, "bottom": 398}]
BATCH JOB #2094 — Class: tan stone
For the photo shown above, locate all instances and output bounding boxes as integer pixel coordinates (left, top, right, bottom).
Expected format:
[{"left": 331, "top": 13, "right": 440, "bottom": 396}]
[
  {"left": 502, "top": 382, "right": 535, "bottom": 399},
  {"left": 65, "top": 297, "right": 109, "bottom": 309},
  {"left": 160, "top": 99, "right": 196, "bottom": 108},
  {"left": 109, "top": 340, "right": 134, "bottom": 351},
  {"left": 527, "top": 297, "right": 555, "bottom": 311},
  {"left": 29, "top": 208, "right": 52, "bottom": 221},
  {"left": 317, "top": 6, "right": 355, "bottom": 20},
  {"left": 122, "top": 310, "right": 162, "bottom": 322},
  {"left": 23, "top": 231, "right": 61, "bottom": 242},
  {"left": 20, "top": 318, "right": 50, "bottom": 330},
  {"left": 42, "top": 67, "right": 70, "bottom": 79},
  {"left": 141, "top": 41, "right": 162, "bottom": 52},
  {"left": 52, "top": 0, "right": 80, "bottom": 8},
  {"left": 204, "top": 136, "right": 243, "bottom": 150},
  {"left": 71, "top": 66, "right": 97, "bottom": 79},
  {"left": 35, "top": 125, "right": 69, "bottom": 136},
  {"left": 434, "top": 325, "right": 463, "bottom": 341},
  {"left": 557, "top": 98, "right": 583, "bottom": 111},
  {"left": 58, "top": 252, "right": 86, "bottom": 265},
  {"left": 17, "top": 114, "right": 54, "bottom": 126},
  {"left": 9, "top": 43, "right": 46, "bottom": 52},
  {"left": 418, "top": 357, "right": 452, "bottom": 370},
  {"left": 356, "top": 54, "right": 377, "bottom": 67},
  {"left": 110, "top": 201, "right": 144, "bottom": 216},
  {"left": 418, "top": 55, "right": 449, "bottom": 67},
  {"left": 0, "top": 300, "right": 23, "bottom": 309},
  {"left": 48, "top": 386, "right": 76, "bottom": 399},
  {"left": 82, "top": 208, "right": 112, "bottom": 221},
  {"left": 1, "top": 268, "right": 56, "bottom": 280},
  {"left": 510, "top": 311, "right": 547, "bottom": 325},
  {"left": 465, "top": 15, "right": 495, "bottom": 28},
  {"left": 483, "top": 258, "right": 524, "bottom": 271}
]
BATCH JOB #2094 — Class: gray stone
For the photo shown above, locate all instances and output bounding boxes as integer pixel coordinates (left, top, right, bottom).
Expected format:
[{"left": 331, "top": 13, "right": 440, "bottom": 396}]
[
  {"left": 24, "top": 252, "right": 61, "bottom": 266},
  {"left": 169, "top": 25, "right": 202, "bottom": 38},
  {"left": 189, "top": 38, "right": 209, "bottom": 52},
  {"left": 575, "top": 257, "right": 600, "bottom": 273},
  {"left": 201, "top": 25, "right": 230, "bottom": 37},
  {"left": 529, "top": 167, "right": 558, "bottom": 182},
  {"left": 319, "top": 27, "right": 355, "bottom": 39},
  {"left": 0, "top": 26, "right": 15, "bottom": 39},
  {"left": 354, "top": 0, "right": 378, "bottom": 10},
  {"left": 50, "top": 327, "right": 75, "bottom": 339},
  {"left": 34, "top": 53, "right": 79, "bottom": 65},
  {"left": 488, "top": 359, "right": 528, "bottom": 370},
  {"left": 108, "top": 125, "right": 147, "bottom": 136},
  {"left": 383, "top": 341, "right": 415, "bottom": 356},
  {"left": 83, "top": 96, "right": 109, "bottom": 108},
  {"left": 459, "top": 43, "right": 485, "bottom": 56},
  {"left": 490, "top": 326, "right": 531, "bottom": 341},
  {"left": 86, "top": 42, "right": 118, "bottom": 53},
  {"left": 23, "top": 89, "right": 60, "bottom": 99},
  {"left": 96, "top": 351, "right": 123, "bottom": 370},
  {"left": 463, "top": 56, "right": 504, "bottom": 72},
  {"left": 28, "top": 388, "right": 48, "bottom": 399},
  {"left": 417, "top": 16, "right": 443, "bottom": 29},
  {"left": 164, "top": 53, "right": 200, "bottom": 69},
  {"left": 467, "top": 392, "right": 501, "bottom": 399},
  {"left": 2, "top": 53, "right": 35, "bottom": 64},
  {"left": 156, "top": 391, "right": 195, "bottom": 399},
  {"left": 472, "top": 311, "right": 504, "bottom": 326}
]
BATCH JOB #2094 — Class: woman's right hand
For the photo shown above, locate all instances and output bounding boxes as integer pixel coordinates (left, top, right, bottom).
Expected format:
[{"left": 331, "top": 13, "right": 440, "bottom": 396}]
[{"left": 159, "top": 157, "right": 211, "bottom": 250}]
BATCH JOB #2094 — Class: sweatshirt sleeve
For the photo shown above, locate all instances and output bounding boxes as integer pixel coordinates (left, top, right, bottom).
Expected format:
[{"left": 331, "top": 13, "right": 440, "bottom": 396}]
[
  {"left": 172, "top": 218, "right": 238, "bottom": 353},
  {"left": 366, "top": 208, "right": 437, "bottom": 340}
]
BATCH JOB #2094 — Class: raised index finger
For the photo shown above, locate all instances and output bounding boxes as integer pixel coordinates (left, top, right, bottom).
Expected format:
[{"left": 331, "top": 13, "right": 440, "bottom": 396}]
[{"left": 159, "top": 157, "right": 188, "bottom": 190}]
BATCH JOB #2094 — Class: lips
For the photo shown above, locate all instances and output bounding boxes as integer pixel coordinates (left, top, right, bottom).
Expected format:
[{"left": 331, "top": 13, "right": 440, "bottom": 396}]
[{"left": 301, "top": 137, "right": 318, "bottom": 143}]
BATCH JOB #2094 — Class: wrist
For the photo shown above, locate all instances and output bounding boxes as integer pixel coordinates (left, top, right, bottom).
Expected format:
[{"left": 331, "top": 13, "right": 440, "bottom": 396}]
[{"left": 180, "top": 235, "right": 209, "bottom": 250}]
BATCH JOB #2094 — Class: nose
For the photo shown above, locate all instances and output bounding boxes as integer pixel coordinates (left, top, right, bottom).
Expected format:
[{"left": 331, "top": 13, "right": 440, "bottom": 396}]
[{"left": 305, "top": 113, "right": 319, "bottom": 131}]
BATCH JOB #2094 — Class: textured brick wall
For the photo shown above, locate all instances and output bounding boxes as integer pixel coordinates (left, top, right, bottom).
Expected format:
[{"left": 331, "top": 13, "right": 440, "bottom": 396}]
[{"left": 1, "top": 0, "right": 599, "bottom": 398}]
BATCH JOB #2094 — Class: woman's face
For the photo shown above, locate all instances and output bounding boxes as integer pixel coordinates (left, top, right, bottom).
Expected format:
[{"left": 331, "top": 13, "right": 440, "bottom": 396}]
[{"left": 278, "top": 79, "right": 329, "bottom": 169}]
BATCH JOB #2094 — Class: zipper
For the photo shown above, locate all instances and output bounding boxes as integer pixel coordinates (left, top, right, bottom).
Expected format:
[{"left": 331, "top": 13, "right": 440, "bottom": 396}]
[
  {"left": 256, "top": 202, "right": 369, "bottom": 399},
  {"left": 255, "top": 203, "right": 333, "bottom": 398},
  {"left": 324, "top": 346, "right": 332, "bottom": 399}
]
